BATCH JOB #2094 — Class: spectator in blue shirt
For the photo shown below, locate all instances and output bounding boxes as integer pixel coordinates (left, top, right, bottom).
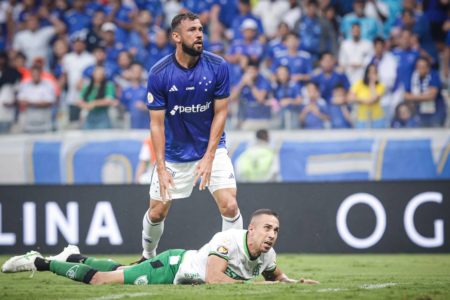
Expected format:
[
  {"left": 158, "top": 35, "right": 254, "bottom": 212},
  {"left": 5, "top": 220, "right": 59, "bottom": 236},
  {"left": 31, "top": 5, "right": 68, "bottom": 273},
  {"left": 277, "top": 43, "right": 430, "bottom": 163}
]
[
  {"left": 82, "top": 46, "right": 119, "bottom": 82},
  {"left": 105, "top": 0, "right": 136, "bottom": 45},
  {"left": 392, "top": 29, "right": 420, "bottom": 91},
  {"left": 120, "top": 63, "right": 149, "bottom": 129},
  {"left": 63, "top": 0, "right": 91, "bottom": 36},
  {"left": 230, "top": 0, "right": 264, "bottom": 40},
  {"left": 226, "top": 19, "right": 265, "bottom": 66},
  {"left": 311, "top": 52, "right": 350, "bottom": 103},
  {"left": 271, "top": 32, "right": 312, "bottom": 84},
  {"left": 299, "top": 81, "right": 330, "bottom": 129},
  {"left": 391, "top": 102, "right": 419, "bottom": 128},
  {"left": 100, "top": 22, "right": 127, "bottom": 67},
  {"left": 272, "top": 65, "right": 302, "bottom": 129},
  {"left": 298, "top": 0, "right": 336, "bottom": 60},
  {"left": 396, "top": 9, "right": 438, "bottom": 67},
  {"left": 135, "top": 0, "right": 164, "bottom": 26},
  {"left": 231, "top": 60, "right": 273, "bottom": 130},
  {"left": 340, "top": 0, "right": 382, "bottom": 40},
  {"left": 265, "top": 22, "right": 290, "bottom": 68},
  {"left": 146, "top": 28, "right": 174, "bottom": 70},
  {"left": 404, "top": 57, "right": 446, "bottom": 127},
  {"left": 329, "top": 84, "right": 353, "bottom": 128}
]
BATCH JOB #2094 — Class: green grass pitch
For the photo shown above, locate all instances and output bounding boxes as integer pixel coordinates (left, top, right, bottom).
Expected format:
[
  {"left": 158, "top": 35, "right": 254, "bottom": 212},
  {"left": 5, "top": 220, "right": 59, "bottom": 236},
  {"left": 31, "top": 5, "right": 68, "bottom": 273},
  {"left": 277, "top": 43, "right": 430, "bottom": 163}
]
[{"left": 1, "top": 254, "right": 449, "bottom": 299}]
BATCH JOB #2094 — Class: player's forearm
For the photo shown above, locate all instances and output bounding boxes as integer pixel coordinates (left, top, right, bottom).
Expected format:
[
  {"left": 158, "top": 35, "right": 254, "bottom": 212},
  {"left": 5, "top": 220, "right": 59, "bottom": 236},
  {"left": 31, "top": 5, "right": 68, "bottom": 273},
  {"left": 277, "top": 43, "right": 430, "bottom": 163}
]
[
  {"left": 204, "top": 101, "right": 227, "bottom": 158},
  {"left": 150, "top": 115, "right": 166, "bottom": 170}
]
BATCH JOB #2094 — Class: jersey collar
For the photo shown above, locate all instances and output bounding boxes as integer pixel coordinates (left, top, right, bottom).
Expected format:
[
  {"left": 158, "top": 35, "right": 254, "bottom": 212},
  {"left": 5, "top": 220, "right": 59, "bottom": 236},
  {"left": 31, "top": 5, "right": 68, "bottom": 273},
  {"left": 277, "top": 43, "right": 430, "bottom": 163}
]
[
  {"left": 172, "top": 53, "right": 202, "bottom": 71},
  {"left": 244, "top": 231, "right": 259, "bottom": 261}
]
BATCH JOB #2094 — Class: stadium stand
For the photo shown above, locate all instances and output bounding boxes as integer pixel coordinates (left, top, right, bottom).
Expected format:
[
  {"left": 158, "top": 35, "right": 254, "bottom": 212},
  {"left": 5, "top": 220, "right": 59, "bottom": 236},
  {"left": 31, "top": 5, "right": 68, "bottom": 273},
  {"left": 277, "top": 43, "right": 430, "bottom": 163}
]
[{"left": 0, "top": 0, "right": 449, "bottom": 133}]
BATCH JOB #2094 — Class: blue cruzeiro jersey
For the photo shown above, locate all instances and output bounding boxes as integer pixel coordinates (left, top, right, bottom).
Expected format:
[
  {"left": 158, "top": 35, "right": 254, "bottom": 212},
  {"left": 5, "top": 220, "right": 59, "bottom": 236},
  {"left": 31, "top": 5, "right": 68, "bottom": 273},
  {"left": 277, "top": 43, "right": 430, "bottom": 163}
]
[{"left": 146, "top": 51, "right": 230, "bottom": 163}]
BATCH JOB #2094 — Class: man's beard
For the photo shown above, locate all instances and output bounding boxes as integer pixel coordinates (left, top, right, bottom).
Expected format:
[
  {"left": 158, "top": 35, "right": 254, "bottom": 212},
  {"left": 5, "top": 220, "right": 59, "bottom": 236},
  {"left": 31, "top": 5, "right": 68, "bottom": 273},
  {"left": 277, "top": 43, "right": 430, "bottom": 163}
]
[{"left": 181, "top": 40, "right": 203, "bottom": 57}]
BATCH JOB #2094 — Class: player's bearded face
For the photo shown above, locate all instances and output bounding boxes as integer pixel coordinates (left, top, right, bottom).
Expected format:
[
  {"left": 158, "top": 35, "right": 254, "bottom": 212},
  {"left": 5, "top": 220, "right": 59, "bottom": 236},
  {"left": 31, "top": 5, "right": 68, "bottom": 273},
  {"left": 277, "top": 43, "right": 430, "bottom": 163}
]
[
  {"left": 181, "top": 39, "right": 203, "bottom": 56},
  {"left": 251, "top": 215, "right": 279, "bottom": 253}
]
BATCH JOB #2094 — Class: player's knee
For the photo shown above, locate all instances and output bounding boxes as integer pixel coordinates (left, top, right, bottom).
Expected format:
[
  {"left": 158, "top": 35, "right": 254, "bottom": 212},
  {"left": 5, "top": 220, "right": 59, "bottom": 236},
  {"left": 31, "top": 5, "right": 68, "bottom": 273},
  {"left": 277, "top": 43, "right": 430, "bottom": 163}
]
[
  {"left": 221, "top": 199, "right": 239, "bottom": 218},
  {"left": 149, "top": 209, "right": 167, "bottom": 223},
  {"left": 89, "top": 273, "right": 105, "bottom": 285}
]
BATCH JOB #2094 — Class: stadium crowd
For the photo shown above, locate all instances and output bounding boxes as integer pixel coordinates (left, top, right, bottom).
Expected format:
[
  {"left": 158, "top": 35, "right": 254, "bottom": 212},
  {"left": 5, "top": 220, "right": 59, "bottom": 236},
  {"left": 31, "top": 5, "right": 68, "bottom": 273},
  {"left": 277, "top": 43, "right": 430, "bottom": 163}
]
[{"left": 0, "top": 0, "right": 449, "bottom": 133}]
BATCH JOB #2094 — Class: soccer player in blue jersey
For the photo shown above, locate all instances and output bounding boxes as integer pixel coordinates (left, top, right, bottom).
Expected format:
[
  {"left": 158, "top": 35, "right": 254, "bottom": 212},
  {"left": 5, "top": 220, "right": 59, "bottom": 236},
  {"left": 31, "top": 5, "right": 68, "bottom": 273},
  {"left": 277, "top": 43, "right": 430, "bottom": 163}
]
[{"left": 138, "top": 12, "right": 243, "bottom": 262}]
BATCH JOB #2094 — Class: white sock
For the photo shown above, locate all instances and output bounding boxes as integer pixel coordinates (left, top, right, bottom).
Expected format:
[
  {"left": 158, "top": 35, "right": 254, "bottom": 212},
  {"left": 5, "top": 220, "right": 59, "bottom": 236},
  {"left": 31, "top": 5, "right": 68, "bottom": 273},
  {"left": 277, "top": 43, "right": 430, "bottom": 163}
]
[
  {"left": 222, "top": 210, "right": 243, "bottom": 231},
  {"left": 142, "top": 211, "right": 164, "bottom": 259}
]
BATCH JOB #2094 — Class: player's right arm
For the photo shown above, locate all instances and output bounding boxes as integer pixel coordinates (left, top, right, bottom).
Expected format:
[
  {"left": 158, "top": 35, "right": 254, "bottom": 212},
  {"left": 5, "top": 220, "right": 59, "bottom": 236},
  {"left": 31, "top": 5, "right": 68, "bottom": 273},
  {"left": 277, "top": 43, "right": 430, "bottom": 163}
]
[
  {"left": 150, "top": 109, "right": 174, "bottom": 201},
  {"left": 147, "top": 67, "right": 173, "bottom": 201},
  {"left": 205, "top": 255, "right": 242, "bottom": 284}
]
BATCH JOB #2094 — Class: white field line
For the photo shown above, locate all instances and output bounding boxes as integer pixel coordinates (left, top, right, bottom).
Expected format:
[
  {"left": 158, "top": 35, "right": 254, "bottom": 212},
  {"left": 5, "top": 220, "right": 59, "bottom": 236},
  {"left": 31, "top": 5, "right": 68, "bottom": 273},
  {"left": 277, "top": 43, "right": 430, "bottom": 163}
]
[
  {"left": 360, "top": 282, "right": 398, "bottom": 289},
  {"left": 318, "top": 282, "right": 398, "bottom": 293},
  {"left": 85, "top": 292, "right": 155, "bottom": 300}
]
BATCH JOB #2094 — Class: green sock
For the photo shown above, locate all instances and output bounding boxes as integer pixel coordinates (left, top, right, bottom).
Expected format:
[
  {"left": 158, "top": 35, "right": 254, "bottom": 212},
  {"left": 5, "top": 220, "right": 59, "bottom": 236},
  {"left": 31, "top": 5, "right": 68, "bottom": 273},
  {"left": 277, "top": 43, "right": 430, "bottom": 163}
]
[
  {"left": 83, "top": 257, "right": 121, "bottom": 272},
  {"left": 49, "top": 261, "right": 97, "bottom": 284}
]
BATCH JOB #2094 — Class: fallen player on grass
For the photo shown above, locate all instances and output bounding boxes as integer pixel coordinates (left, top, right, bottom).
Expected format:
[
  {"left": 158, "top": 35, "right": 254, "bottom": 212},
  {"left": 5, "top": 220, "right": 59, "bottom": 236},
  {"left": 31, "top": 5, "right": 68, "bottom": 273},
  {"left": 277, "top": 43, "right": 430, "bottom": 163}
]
[{"left": 2, "top": 209, "right": 319, "bottom": 285}]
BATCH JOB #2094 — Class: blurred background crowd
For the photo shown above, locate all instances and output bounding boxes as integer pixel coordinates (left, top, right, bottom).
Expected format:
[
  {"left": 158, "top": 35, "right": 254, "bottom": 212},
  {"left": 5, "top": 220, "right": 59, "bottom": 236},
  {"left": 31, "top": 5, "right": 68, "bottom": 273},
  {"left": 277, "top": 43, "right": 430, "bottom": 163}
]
[{"left": 0, "top": 0, "right": 449, "bottom": 133}]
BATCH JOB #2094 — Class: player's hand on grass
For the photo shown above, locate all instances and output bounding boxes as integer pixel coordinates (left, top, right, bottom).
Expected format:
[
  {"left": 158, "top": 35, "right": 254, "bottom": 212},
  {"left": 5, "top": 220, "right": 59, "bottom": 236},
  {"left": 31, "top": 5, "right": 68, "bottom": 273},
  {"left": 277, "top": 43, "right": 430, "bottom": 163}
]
[
  {"left": 193, "top": 155, "right": 214, "bottom": 190},
  {"left": 157, "top": 167, "right": 175, "bottom": 201},
  {"left": 299, "top": 278, "right": 320, "bottom": 284}
]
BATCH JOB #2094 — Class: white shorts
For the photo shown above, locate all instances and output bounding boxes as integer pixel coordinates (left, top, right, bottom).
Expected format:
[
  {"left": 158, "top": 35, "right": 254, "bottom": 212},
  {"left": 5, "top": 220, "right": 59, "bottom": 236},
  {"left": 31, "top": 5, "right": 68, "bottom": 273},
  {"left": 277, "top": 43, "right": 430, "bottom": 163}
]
[{"left": 149, "top": 148, "right": 237, "bottom": 201}]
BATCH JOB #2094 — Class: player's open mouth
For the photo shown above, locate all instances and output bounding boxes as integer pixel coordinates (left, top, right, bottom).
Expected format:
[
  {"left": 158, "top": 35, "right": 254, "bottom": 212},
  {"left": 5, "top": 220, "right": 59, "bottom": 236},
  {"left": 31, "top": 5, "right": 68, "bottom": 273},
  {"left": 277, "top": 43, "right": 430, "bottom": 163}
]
[{"left": 264, "top": 241, "right": 273, "bottom": 247}]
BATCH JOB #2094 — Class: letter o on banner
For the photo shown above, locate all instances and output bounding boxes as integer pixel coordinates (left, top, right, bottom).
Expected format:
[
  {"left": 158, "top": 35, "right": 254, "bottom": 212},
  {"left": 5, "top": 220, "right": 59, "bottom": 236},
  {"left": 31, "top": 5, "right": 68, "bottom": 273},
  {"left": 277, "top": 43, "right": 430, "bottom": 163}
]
[{"left": 336, "top": 193, "right": 386, "bottom": 249}]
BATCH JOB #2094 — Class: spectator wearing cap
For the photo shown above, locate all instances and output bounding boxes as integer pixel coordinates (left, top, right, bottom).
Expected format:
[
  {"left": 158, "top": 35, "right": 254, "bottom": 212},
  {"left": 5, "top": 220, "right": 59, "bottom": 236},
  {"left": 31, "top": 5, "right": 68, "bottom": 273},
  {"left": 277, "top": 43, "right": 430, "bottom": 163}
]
[
  {"left": 271, "top": 32, "right": 312, "bottom": 85},
  {"left": 61, "top": 32, "right": 95, "bottom": 124},
  {"left": 85, "top": 10, "right": 106, "bottom": 52},
  {"left": 311, "top": 52, "right": 350, "bottom": 104},
  {"left": 252, "top": 0, "right": 290, "bottom": 39},
  {"left": 298, "top": 0, "right": 336, "bottom": 61},
  {"left": 12, "top": 14, "right": 65, "bottom": 67},
  {"left": 231, "top": 60, "right": 273, "bottom": 130},
  {"left": 404, "top": 57, "right": 446, "bottom": 127},
  {"left": 226, "top": 19, "right": 265, "bottom": 66},
  {"left": 339, "top": 22, "right": 374, "bottom": 84},
  {"left": 101, "top": 22, "right": 127, "bottom": 67},
  {"left": 340, "top": 0, "right": 383, "bottom": 41},
  {"left": 105, "top": 0, "right": 136, "bottom": 46},
  {"left": 229, "top": 0, "right": 264, "bottom": 41},
  {"left": 63, "top": 0, "right": 91, "bottom": 36},
  {"left": 17, "top": 64, "right": 56, "bottom": 133}
]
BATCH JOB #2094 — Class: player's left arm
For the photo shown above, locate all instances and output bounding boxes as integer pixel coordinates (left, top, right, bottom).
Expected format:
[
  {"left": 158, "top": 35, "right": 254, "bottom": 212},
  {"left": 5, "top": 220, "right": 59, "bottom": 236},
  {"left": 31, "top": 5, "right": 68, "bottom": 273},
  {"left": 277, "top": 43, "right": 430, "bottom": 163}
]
[
  {"left": 262, "top": 266, "right": 320, "bottom": 284},
  {"left": 194, "top": 98, "right": 228, "bottom": 190}
]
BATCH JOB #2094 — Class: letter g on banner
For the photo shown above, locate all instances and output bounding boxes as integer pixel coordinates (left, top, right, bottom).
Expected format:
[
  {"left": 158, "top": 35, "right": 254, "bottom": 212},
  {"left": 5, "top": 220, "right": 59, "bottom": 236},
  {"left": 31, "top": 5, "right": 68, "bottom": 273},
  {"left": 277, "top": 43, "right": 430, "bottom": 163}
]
[
  {"left": 336, "top": 193, "right": 386, "bottom": 249},
  {"left": 404, "top": 192, "right": 443, "bottom": 248}
]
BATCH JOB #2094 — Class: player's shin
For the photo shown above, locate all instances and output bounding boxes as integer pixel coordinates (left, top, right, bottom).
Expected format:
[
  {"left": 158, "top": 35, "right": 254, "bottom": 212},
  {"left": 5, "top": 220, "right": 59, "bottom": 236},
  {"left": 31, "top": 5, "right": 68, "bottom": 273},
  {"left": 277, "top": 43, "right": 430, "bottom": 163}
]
[
  {"left": 142, "top": 210, "right": 165, "bottom": 259},
  {"left": 67, "top": 255, "right": 122, "bottom": 272},
  {"left": 35, "top": 257, "right": 97, "bottom": 284}
]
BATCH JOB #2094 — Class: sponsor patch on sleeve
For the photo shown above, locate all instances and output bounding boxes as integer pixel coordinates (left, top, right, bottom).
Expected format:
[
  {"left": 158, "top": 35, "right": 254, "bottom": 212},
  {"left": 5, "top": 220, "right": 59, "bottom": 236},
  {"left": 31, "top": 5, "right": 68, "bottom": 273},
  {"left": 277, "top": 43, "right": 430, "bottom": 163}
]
[
  {"left": 147, "top": 92, "right": 154, "bottom": 103},
  {"left": 217, "top": 246, "right": 229, "bottom": 255}
]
